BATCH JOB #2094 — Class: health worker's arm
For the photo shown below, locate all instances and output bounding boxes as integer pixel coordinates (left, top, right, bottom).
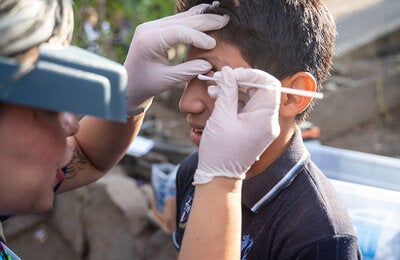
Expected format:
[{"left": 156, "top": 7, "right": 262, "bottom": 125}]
[
  {"left": 178, "top": 67, "right": 281, "bottom": 259},
  {"left": 57, "top": 114, "right": 144, "bottom": 193},
  {"left": 56, "top": 3, "right": 229, "bottom": 193}
]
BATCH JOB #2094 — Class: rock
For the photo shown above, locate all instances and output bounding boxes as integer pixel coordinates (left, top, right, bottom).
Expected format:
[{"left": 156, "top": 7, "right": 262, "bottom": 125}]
[
  {"left": 51, "top": 187, "right": 89, "bottom": 255},
  {"left": 82, "top": 174, "right": 154, "bottom": 259},
  {"left": 3, "top": 217, "right": 79, "bottom": 260},
  {"left": 3, "top": 213, "right": 49, "bottom": 238}
]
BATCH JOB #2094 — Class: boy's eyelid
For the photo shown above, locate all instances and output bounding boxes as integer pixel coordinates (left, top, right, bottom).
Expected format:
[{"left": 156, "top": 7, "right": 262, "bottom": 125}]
[{"left": 205, "top": 70, "right": 216, "bottom": 77}]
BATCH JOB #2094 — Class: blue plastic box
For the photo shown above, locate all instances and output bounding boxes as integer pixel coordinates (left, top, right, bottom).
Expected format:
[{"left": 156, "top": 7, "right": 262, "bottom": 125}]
[{"left": 306, "top": 142, "right": 400, "bottom": 259}]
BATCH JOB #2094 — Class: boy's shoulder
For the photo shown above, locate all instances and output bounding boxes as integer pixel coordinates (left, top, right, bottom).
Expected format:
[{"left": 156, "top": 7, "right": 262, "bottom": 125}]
[
  {"left": 241, "top": 159, "right": 360, "bottom": 259},
  {"left": 179, "top": 151, "right": 198, "bottom": 169},
  {"left": 176, "top": 151, "right": 198, "bottom": 189}
]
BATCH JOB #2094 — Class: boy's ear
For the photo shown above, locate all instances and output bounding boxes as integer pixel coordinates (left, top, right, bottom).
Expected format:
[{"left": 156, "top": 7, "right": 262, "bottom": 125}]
[{"left": 280, "top": 72, "right": 316, "bottom": 119}]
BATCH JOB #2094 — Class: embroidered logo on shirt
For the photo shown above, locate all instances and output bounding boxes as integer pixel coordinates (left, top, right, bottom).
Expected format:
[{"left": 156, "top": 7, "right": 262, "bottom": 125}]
[
  {"left": 178, "top": 194, "right": 193, "bottom": 229},
  {"left": 241, "top": 234, "right": 254, "bottom": 260}
]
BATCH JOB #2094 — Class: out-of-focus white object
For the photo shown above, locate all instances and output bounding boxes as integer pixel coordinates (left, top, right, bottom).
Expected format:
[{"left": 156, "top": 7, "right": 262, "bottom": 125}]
[{"left": 126, "top": 135, "right": 155, "bottom": 157}]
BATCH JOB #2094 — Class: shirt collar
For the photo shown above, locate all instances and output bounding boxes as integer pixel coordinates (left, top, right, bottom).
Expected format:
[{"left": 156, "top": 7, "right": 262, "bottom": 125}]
[{"left": 242, "top": 127, "right": 310, "bottom": 213}]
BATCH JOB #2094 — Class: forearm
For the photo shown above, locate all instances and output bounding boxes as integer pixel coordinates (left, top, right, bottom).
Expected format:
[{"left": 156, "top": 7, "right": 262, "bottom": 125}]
[
  {"left": 57, "top": 114, "right": 144, "bottom": 193},
  {"left": 75, "top": 114, "right": 144, "bottom": 171},
  {"left": 179, "top": 177, "right": 242, "bottom": 260}
]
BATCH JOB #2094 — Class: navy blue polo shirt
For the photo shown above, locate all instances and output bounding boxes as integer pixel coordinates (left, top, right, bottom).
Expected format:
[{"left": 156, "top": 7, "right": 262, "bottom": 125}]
[{"left": 173, "top": 128, "right": 362, "bottom": 259}]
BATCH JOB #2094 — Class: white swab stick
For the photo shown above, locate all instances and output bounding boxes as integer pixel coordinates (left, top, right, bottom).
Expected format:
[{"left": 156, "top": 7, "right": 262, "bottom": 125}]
[{"left": 197, "top": 74, "right": 324, "bottom": 99}]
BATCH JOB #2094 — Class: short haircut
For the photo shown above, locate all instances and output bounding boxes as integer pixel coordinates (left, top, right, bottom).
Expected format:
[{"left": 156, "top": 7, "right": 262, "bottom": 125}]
[{"left": 177, "top": 0, "right": 336, "bottom": 122}]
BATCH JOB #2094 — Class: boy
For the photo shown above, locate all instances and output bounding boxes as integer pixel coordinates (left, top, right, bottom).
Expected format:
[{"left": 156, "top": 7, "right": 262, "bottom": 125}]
[{"left": 173, "top": 0, "right": 362, "bottom": 259}]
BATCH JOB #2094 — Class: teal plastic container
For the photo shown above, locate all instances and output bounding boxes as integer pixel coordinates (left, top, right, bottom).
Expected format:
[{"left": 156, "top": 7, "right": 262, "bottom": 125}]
[{"left": 306, "top": 143, "right": 400, "bottom": 259}]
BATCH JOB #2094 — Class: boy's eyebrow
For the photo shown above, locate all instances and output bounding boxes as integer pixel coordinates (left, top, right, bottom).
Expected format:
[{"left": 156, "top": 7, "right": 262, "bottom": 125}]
[
  {"left": 183, "top": 55, "right": 229, "bottom": 68},
  {"left": 206, "top": 56, "right": 229, "bottom": 67}
]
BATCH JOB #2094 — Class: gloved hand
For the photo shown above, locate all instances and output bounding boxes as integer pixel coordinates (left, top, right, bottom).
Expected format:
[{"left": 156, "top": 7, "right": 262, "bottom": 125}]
[
  {"left": 124, "top": 2, "right": 230, "bottom": 116},
  {"left": 193, "top": 67, "right": 281, "bottom": 185}
]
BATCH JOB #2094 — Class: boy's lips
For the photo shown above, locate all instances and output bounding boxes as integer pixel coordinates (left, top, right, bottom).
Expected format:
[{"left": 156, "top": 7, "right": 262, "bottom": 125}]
[
  {"left": 192, "top": 128, "right": 203, "bottom": 135},
  {"left": 188, "top": 123, "right": 204, "bottom": 146},
  {"left": 56, "top": 168, "right": 65, "bottom": 183}
]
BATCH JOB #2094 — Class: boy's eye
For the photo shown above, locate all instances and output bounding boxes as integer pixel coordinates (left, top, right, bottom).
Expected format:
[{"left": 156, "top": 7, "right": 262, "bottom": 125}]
[
  {"left": 210, "top": 66, "right": 219, "bottom": 73},
  {"left": 201, "top": 71, "right": 217, "bottom": 86},
  {"left": 205, "top": 70, "right": 216, "bottom": 78}
]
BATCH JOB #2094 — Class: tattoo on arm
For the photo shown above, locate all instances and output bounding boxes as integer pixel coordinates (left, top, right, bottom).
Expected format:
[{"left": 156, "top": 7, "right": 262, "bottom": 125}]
[{"left": 64, "top": 147, "right": 88, "bottom": 179}]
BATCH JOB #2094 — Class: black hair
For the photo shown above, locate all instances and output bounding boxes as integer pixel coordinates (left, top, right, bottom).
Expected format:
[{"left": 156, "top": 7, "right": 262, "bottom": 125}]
[{"left": 177, "top": 0, "right": 336, "bottom": 122}]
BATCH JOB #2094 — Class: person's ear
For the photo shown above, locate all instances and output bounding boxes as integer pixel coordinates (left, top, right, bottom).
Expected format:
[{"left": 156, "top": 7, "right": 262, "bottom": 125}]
[{"left": 279, "top": 72, "right": 316, "bottom": 119}]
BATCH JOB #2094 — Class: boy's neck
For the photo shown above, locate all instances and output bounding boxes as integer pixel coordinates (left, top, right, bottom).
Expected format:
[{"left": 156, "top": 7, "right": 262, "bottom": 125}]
[{"left": 245, "top": 125, "right": 296, "bottom": 179}]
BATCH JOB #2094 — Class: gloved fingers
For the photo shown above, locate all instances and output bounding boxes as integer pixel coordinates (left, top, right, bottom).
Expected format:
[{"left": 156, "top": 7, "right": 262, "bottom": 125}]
[
  {"left": 137, "top": 4, "right": 210, "bottom": 29},
  {"left": 238, "top": 88, "right": 281, "bottom": 139},
  {"left": 241, "top": 86, "right": 281, "bottom": 113},
  {"left": 184, "top": 1, "right": 221, "bottom": 15},
  {"left": 159, "top": 19, "right": 227, "bottom": 50},
  {"left": 213, "top": 66, "right": 239, "bottom": 115},
  {"left": 173, "top": 13, "right": 229, "bottom": 32},
  {"left": 235, "top": 67, "right": 281, "bottom": 87},
  {"left": 239, "top": 102, "right": 280, "bottom": 125},
  {"left": 212, "top": 71, "right": 222, "bottom": 81},
  {"left": 162, "top": 59, "right": 213, "bottom": 83},
  {"left": 203, "top": 67, "right": 239, "bottom": 137},
  {"left": 206, "top": 72, "right": 223, "bottom": 99},
  {"left": 207, "top": 85, "right": 220, "bottom": 100},
  {"left": 248, "top": 108, "right": 281, "bottom": 141},
  {"left": 146, "top": 8, "right": 229, "bottom": 30},
  {"left": 158, "top": 2, "right": 218, "bottom": 22},
  {"left": 231, "top": 67, "right": 281, "bottom": 113},
  {"left": 237, "top": 105, "right": 281, "bottom": 148}
]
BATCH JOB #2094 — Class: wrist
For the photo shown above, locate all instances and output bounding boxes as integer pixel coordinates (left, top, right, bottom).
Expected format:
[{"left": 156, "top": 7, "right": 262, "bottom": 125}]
[
  {"left": 193, "top": 168, "right": 246, "bottom": 185},
  {"left": 195, "top": 176, "right": 243, "bottom": 195},
  {"left": 126, "top": 97, "right": 153, "bottom": 117}
]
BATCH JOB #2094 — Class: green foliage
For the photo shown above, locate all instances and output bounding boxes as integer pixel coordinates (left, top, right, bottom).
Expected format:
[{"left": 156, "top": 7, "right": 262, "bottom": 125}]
[{"left": 72, "top": 0, "right": 176, "bottom": 63}]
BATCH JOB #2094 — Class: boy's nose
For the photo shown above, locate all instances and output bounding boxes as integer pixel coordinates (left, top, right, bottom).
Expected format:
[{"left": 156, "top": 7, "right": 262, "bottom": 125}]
[
  {"left": 179, "top": 80, "right": 207, "bottom": 115},
  {"left": 59, "top": 111, "right": 79, "bottom": 136}
]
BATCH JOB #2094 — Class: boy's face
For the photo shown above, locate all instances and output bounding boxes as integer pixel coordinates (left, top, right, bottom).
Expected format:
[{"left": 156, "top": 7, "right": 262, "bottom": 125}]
[{"left": 179, "top": 40, "right": 251, "bottom": 146}]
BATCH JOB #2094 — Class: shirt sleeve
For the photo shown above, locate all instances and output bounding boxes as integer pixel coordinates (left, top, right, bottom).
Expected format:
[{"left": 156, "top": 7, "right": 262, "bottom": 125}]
[{"left": 172, "top": 152, "right": 199, "bottom": 251}]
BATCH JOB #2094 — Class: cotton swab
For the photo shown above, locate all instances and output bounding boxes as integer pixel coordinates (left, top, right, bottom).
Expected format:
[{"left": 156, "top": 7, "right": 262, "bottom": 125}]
[{"left": 197, "top": 74, "right": 324, "bottom": 99}]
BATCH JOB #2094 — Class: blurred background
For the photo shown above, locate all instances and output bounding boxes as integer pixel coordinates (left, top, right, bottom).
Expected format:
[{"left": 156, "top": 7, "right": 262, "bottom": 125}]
[{"left": 72, "top": 0, "right": 176, "bottom": 63}]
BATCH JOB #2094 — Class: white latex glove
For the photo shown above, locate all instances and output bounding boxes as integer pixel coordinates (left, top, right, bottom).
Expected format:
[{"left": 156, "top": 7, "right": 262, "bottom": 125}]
[
  {"left": 193, "top": 67, "right": 281, "bottom": 185},
  {"left": 124, "top": 2, "right": 230, "bottom": 116}
]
